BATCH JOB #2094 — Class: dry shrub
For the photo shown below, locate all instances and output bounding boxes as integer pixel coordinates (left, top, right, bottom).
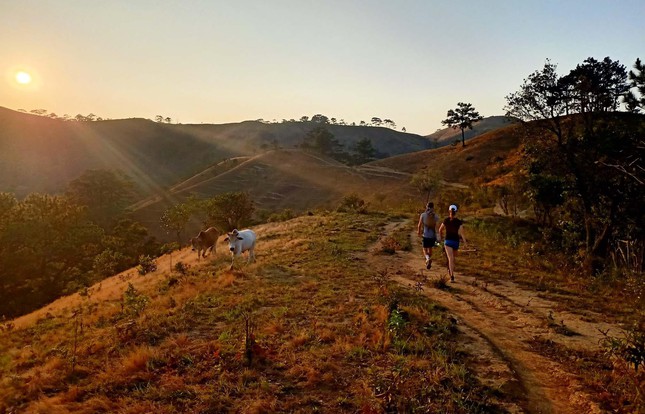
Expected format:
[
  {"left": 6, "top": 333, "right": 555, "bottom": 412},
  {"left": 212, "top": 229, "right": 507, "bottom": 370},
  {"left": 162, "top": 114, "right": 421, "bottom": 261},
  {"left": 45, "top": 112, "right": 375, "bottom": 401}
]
[
  {"left": 76, "top": 396, "right": 114, "bottom": 414},
  {"left": 120, "top": 346, "right": 156, "bottom": 376},
  {"left": 170, "top": 333, "right": 191, "bottom": 349},
  {"left": 378, "top": 236, "right": 401, "bottom": 254},
  {"left": 288, "top": 331, "right": 310, "bottom": 349},
  {"left": 317, "top": 328, "right": 336, "bottom": 343},
  {"left": 24, "top": 396, "right": 69, "bottom": 414},
  {"left": 216, "top": 272, "right": 236, "bottom": 288},
  {"left": 263, "top": 320, "right": 286, "bottom": 336},
  {"left": 58, "top": 386, "right": 84, "bottom": 403},
  {"left": 23, "top": 357, "right": 66, "bottom": 398},
  {"left": 242, "top": 396, "right": 278, "bottom": 414}
]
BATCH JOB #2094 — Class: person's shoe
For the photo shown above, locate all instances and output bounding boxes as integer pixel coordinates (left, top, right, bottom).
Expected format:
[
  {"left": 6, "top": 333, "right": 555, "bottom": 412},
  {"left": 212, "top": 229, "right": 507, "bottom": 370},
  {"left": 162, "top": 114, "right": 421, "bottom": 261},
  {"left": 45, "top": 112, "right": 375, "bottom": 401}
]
[
  {"left": 450, "top": 274, "right": 455, "bottom": 283},
  {"left": 426, "top": 259, "right": 432, "bottom": 270}
]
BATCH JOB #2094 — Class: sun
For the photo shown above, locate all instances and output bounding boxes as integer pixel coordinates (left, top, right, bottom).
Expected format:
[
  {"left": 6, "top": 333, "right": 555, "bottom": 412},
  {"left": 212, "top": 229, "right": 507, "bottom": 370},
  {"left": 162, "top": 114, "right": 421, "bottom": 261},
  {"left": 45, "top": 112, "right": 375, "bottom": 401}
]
[{"left": 15, "top": 71, "right": 32, "bottom": 85}]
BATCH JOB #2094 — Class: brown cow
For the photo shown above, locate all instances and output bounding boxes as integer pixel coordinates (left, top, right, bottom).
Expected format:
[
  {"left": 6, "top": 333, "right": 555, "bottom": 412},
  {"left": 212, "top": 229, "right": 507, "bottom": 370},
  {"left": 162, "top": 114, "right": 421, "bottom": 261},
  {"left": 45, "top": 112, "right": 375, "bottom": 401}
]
[{"left": 190, "top": 227, "right": 220, "bottom": 259}]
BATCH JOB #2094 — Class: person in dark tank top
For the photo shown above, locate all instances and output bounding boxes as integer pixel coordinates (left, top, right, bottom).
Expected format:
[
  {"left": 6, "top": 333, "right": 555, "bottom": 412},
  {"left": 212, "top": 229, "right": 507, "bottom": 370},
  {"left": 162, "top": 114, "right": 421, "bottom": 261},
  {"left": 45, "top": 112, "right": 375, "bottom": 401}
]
[{"left": 438, "top": 204, "right": 467, "bottom": 282}]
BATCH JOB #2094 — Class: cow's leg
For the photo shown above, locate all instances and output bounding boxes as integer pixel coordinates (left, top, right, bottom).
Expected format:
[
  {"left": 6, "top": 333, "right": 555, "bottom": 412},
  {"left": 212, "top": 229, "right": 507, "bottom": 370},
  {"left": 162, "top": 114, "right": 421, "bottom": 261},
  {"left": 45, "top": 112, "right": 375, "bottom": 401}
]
[{"left": 248, "top": 247, "right": 255, "bottom": 263}]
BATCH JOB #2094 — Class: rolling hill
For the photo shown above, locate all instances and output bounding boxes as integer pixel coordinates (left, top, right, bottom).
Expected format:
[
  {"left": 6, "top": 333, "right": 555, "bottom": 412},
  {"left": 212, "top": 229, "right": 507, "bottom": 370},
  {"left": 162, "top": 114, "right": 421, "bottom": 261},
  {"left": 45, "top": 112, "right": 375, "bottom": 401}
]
[
  {"left": 0, "top": 107, "right": 431, "bottom": 198},
  {"left": 425, "top": 116, "right": 518, "bottom": 148},
  {"left": 131, "top": 121, "right": 524, "bottom": 241}
]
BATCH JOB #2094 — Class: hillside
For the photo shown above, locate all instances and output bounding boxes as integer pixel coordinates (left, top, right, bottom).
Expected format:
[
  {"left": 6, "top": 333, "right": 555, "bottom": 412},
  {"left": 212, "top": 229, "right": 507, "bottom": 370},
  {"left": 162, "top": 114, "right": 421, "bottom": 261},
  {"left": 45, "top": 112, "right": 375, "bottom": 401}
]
[
  {"left": 0, "top": 107, "right": 430, "bottom": 198},
  {"left": 131, "top": 121, "right": 525, "bottom": 241},
  {"left": 1, "top": 212, "right": 635, "bottom": 413},
  {"left": 130, "top": 149, "right": 414, "bottom": 240},
  {"left": 425, "top": 116, "right": 518, "bottom": 148},
  {"left": 374, "top": 121, "right": 524, "bottom": 185}
]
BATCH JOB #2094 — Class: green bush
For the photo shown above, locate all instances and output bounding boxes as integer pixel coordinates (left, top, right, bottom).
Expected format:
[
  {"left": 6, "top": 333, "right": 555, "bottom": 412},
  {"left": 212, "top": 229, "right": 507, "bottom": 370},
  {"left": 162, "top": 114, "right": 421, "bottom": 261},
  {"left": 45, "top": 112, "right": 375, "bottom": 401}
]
[{"left": 137, "top": 255, "right": 157, "bottom": 275}]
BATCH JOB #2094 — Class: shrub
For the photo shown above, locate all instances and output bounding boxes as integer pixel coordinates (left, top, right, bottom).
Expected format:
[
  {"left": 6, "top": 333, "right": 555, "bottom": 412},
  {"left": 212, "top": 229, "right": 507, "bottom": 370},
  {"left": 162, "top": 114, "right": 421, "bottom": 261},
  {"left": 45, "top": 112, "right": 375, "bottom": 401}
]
[
  {"left": 337, "top": 194, "right": 368, "bottom": 213},
  {"left": 137, "top": 255, "right": 157, "bottom": 275},
  {"left": 122, "top": 283, "right": 149, "bottom": 317},
  {"left": 173, "top": 261, "right": 189, "bottom": 275}
]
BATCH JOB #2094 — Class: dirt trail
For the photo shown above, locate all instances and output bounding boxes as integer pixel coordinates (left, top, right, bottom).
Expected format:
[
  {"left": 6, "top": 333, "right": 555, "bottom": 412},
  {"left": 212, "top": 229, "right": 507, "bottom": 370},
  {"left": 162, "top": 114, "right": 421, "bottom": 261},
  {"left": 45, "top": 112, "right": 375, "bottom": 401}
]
[{"left": 368, "top": 220, "right": 624, "bottom": 414}]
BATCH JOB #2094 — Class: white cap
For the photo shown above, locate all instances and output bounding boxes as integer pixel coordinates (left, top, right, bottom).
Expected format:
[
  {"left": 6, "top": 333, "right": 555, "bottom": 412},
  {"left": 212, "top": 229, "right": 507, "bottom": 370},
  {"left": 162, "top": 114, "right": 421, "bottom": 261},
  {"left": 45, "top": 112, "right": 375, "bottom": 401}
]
[{"left": 449, "top": 204, "right": 458, "bottom": 212}]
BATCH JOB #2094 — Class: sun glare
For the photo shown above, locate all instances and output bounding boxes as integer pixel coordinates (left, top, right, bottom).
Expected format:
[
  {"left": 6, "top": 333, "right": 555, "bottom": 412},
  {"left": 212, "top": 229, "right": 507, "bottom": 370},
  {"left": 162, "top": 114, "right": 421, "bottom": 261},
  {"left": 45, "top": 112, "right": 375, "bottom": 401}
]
[{"left": 15, "top": 71, "right": 32, "bottom": 85}]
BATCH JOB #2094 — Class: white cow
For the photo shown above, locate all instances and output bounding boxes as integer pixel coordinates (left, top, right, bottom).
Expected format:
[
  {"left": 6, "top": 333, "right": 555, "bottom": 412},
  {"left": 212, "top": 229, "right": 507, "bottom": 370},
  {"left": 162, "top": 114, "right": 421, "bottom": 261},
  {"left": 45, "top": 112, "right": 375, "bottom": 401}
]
[{"left": 224, "top": 229, "right": 256, "bottom": 268}]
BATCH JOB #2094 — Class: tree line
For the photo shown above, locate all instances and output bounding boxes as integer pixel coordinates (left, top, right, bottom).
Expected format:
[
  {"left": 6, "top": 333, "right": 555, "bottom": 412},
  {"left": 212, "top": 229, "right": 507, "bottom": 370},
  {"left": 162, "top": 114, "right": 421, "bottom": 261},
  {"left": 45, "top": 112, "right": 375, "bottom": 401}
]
[
  {"left": 255, "top": 114, "right": 405, "bottom": 131},
  {"left": 499, "top": 56, "right": 644, "bottom": 274},
  {"left": 0, "top": 170, "right": 157, "bottom": 318}
]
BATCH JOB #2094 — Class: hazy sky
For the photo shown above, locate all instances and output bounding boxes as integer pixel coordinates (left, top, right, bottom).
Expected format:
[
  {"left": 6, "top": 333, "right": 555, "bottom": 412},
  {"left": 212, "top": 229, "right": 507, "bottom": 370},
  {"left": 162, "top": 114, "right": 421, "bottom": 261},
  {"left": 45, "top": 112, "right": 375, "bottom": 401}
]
[{"left": 2, "top": 1, "right": 643, "bottom": 134}]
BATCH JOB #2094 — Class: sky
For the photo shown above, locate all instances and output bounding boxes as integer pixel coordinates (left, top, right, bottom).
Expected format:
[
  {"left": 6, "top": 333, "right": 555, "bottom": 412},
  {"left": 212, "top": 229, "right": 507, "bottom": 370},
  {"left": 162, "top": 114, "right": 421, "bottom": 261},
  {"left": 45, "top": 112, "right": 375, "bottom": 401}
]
[{"left": 1, "top": 0, "right": 643, "bottom": 135}]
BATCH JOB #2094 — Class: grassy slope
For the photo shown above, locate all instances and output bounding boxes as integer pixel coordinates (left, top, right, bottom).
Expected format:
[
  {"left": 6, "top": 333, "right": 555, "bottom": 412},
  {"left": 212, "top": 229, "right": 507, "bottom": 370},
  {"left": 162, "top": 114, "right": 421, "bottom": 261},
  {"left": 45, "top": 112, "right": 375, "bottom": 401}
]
[
  {"left": 0, "top": 107, "right": 430, "bottom": 199},
  {"left": 0, "top": 213, "right": 506, "bottom": 413}
]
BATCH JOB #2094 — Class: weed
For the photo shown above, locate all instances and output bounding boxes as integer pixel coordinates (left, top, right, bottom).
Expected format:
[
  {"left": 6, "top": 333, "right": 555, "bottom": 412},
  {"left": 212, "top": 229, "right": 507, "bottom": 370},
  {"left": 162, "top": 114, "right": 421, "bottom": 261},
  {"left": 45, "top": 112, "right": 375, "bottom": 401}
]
[
  {"left": 379, "top": 236, "right": 401, "bottom": 254},
  {"left": 431, "top": 274, "right": 450, "bottom": 290},
  {"left": 601, "top": 321, "right": 645, "bottom": 372},
  {"left": 173, "top": 261, "right": 189, "bottom": 275},
  {"left": 122, "top": 283, "right": 149, "bottom": 317},
  {"left": 137, "top": 255, "right": 157, "bottom": 275}
]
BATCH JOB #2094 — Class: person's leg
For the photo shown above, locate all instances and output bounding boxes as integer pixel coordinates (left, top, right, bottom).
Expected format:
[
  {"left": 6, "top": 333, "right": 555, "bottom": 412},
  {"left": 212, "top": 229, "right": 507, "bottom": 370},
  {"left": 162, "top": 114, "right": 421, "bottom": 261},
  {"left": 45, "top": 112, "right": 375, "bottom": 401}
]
[{"left": 444, "top": 245, "right": 455, "bottom": 280}]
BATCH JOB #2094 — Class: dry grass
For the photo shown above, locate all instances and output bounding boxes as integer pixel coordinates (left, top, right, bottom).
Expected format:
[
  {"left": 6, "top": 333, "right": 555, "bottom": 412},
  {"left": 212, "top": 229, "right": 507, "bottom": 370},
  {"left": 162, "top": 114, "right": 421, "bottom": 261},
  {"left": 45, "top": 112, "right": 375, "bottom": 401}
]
[{"left": 0, "top": 212, "right": 504, "bottom": 413}]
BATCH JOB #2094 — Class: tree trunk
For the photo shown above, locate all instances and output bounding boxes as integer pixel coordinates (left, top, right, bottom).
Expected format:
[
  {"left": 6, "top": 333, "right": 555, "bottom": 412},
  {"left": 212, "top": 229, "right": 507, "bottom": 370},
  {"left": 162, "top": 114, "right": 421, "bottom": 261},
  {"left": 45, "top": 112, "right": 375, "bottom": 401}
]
[{"left": 461, "top": 129, "right": 466, "bottom": 147}]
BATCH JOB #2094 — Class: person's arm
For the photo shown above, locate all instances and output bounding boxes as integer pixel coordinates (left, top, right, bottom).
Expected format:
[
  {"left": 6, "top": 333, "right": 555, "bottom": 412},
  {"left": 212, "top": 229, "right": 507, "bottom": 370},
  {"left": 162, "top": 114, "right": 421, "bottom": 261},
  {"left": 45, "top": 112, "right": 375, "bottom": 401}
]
[
  {"left": 458, "top": 225, "right": 467, "bottom": 245},
  {"left": 438, "top": 222, "right": 445, "bottom": 241},
  {"left": 435, "top": 215, "right": 441, "bottom": 241},
  {"left": 417, "top": 215, "right": 424, "bottom": 236}
]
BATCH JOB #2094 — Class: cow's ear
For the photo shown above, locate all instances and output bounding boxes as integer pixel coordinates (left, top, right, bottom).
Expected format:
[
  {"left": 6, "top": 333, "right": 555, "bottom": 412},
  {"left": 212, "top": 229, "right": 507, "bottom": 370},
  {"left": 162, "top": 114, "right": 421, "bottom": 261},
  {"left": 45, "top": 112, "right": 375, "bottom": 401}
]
[
  {"left": 237, "top": 236, "right": 244, "bottom": 240},
  {"left": 223, "top": 237, "right": 229, "bottom": 242}
]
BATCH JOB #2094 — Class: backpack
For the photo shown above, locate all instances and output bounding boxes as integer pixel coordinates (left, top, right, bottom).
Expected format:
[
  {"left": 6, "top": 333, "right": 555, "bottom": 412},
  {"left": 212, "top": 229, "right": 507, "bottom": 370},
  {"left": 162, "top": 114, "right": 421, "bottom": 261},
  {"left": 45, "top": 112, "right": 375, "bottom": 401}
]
[{"left": 423, "top": 211, "right": 436, "bottom": 229}]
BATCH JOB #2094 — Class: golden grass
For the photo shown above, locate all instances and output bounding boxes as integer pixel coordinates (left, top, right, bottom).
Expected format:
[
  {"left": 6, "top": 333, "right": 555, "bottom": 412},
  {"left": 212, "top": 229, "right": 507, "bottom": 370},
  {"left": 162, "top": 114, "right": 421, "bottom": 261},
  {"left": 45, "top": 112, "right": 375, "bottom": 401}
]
[{"left": 0, "top": 212, "right": 506, "bottom": 413}]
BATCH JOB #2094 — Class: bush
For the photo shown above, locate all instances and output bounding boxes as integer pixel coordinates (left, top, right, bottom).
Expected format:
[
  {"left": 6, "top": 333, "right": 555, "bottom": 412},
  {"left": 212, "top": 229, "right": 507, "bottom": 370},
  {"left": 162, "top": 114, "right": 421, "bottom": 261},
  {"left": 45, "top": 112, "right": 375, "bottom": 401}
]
[
  {"left": 137, "top": 255, "right": 157, "bottom": 275},
  {"left": 268, "top": 209, "right": 295, "bottom": 222},
  {"left": 337, "top": 194, "right": 368, "bottom": 213},
  {"left": 173, "top": 261, "right": 189, "bottom": 275}
]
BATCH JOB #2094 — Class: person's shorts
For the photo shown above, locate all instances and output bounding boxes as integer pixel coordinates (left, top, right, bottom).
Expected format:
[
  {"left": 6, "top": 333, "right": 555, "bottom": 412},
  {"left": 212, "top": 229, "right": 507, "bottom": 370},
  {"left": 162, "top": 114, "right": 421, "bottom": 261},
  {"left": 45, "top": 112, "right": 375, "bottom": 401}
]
[
  {"left": 444, "top": 239, "right": 460, "bottom": 250},
  {"left": 422, "top": 237, "right": 437, "bottom": 248}
]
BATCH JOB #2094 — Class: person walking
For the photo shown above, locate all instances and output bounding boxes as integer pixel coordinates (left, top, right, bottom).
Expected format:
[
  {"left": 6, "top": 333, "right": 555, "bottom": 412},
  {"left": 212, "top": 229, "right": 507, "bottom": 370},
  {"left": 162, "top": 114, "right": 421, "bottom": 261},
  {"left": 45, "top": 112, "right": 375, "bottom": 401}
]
[
  {"left": 417, "top": 202, "right": 440, "bottom": 269},
  {"left": 438, "top": 204, "right": 466, "bottom": 282}
]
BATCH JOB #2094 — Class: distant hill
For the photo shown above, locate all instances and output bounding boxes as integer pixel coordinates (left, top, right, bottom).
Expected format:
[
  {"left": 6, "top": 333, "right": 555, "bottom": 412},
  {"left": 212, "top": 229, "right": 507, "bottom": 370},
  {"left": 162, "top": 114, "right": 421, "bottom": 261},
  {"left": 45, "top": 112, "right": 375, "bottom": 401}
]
[
  {"left": 133, "top": 121, "right": 525, "bottom": 241},
  {"left": 372, "top": 121, "right": 524, "bottom": 185},
  {"left": 0, "top": 106, "right": 431, "bottom": 198},
  {"left": 425, "top": 116, "right": 518, "bottom": 148},
  {"left": 131, "top": 149, "right": 414, "bottom": 240}
]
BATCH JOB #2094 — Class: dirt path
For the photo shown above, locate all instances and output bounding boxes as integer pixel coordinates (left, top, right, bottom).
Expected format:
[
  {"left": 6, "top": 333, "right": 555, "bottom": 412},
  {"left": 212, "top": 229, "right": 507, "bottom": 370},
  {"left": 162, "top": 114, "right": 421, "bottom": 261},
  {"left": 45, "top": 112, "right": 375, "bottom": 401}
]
[{"left": 367, "top": 219, "right": 624, "bottom": 414}]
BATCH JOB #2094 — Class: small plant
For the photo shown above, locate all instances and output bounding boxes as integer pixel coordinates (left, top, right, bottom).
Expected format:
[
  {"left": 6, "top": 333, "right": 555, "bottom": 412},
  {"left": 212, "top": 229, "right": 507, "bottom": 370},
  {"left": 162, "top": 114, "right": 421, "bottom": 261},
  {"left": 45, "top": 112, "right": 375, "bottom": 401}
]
[
  {"left": 379, "top": 236, "right": 401, "bottom": 254},
  {"left": 122, "top": 283, "right": 149, "bottom": 317},
  {"left": 137, "top": 255, "right": 157, "bottom": 275},
  {"left": 601, "top": 322, "right": 645, "bottom": 372},
  {"left": 173, "top": 261, "right": 189, "bottom": 275},
  {"left": 431, "top": 274, "right": 450, "bottom": 290},
  {"left": 337, "top": 194, "right": 368, "bottom": 213}
]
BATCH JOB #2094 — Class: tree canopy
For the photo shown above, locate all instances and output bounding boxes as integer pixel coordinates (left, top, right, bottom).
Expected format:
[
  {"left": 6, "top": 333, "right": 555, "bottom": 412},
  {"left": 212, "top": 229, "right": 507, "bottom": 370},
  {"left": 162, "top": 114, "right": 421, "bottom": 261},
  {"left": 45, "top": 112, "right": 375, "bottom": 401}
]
[{"left": 441, "top": 102, "right": 483, "bottom": 147}]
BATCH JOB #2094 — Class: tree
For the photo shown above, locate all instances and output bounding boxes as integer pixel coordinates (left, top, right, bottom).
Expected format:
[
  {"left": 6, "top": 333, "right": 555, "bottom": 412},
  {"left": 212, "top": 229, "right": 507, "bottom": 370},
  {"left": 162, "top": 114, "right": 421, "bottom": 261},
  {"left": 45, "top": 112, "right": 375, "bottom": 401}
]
[
  {"left": 155, "top": 115, "right": 164, "bottom": 122},
  {"left": 505, "top": 57, "right": 644, "bottom": 273},
  {"left": 351, "top": 138, "right": 376, "bottom": 165},
  {"left": 161, "top": 203, "right": 193, "bottom": 244},
  {"left": 562, "top": 57, "right": 628, "bottom": 113},
  {"left": 370, "top": 117, "right": 382, "bottom": 127},
  {"left": 311, "top": 114, "right": 329, "bottom": 124},
  {"left": 303, "top": 126, "right": 343, "bottom": 156},
  {"left": 65, "top": 169, "right": 136, "bottom": 229},
  {"left": 201, "top": 192, "right": 254, "bottom": 232},
  {"left": 624, "top": 58, "right": 645, "bottom": 113},
  {"left": 410, "top": 170, "right": 441, "bottom": 203},
  {"left": 441, "top": 102, "right": 483, "bottom": 147},
  {"left": 300, "top": 116, "right": 309, "bottom": 122}
]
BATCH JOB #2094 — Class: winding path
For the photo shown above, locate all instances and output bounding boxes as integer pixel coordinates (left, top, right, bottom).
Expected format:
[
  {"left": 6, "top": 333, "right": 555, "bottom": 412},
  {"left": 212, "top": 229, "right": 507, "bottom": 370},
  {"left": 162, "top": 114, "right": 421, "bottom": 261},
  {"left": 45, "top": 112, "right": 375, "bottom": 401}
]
[{"left": 366, "top": 219, "right": 622, "bottom": 414}]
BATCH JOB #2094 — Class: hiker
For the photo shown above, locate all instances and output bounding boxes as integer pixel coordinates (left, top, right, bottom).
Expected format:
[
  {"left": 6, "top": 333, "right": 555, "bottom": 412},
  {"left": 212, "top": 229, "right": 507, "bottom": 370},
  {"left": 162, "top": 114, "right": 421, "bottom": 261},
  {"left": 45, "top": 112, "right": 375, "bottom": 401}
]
[
  {"left": 438, "top": 204, "right": 466, "bottom": 282},
  {"left": 417, "top": 201, "right": 441, "bottom": 269}
]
